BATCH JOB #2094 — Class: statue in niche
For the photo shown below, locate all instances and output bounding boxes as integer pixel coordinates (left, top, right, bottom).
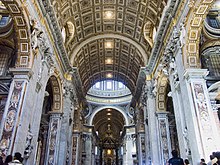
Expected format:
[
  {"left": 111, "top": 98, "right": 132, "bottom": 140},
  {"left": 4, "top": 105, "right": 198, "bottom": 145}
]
[{"left": 169, "top": 58, "right": 179, "bottom": 83}]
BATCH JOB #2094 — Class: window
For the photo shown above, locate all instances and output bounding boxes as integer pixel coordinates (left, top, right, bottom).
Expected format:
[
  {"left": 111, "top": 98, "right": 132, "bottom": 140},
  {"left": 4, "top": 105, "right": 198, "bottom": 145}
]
[
  {"left": 95, "top": 82, "right": 100, "bottom": 88},
  {"left": 106, "top": 81, "right": 112, "bottom": 90},
  {"left": 118, "top": 82, "right": 124, "bottom": 89},
  {"left": 0, "top": 16, "right": 9, "bottom": 27}
]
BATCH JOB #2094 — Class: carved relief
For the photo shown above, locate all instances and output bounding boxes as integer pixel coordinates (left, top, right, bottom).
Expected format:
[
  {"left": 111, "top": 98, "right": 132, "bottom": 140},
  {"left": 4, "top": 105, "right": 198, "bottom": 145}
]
[
  {"left": 159, "top": 119, "right": 169, "bottom": 163},
  {"left": 192, "top": 82, "right": 215, "bottom": 154},
  {"left": 47, "top": 117, "right": 59, "bottom": 164}
]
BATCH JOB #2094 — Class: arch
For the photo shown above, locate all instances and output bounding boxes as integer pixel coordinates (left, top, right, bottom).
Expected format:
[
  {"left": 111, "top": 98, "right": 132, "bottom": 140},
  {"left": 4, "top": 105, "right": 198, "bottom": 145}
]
[
  {"left": 45, "top": 75, "right": 62, "bottom": 113},
  {"left": 88, "top": 106, "right": 129, "bottom": 126},
  {"left": 184, "top": 0, "right": 215, "bottom": 68},
  {"left": 1, "top": 0, "right": 31, "bottom": 68},
  {"left": 156, "top": 75, "right": 169, "bottom": 112},
  {"left": 70, "top": 33, "right": 148, "bottom": 65}
]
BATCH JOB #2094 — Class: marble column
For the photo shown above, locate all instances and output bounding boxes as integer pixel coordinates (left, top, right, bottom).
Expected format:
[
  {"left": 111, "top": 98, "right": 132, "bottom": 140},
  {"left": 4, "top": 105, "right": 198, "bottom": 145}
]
[
  {"left": 145, "top": 81, "right": 160, "bottom": 165},
  {"left": 169, "top": 77, "right": 189, "bottom": 159},
  {"left": 156, "top": 112, "right": 172, "bottom": 165},
  {"left": 0, "top": 69, "right": 31, "bottom": 157},
  {"left": 182, "top": 69, "right": 220, "bottom": 163},
  {"left": 45, "top": 112, "right": 62, "bottom": 165},
  {"left": 123, "top": 133, "right": 136, "bottom": 165}
]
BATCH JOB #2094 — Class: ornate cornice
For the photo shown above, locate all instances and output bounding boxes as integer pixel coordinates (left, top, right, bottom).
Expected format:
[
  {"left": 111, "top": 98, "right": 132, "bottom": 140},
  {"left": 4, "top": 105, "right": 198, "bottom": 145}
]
[
  {"left": 38, "top": 0, "right": 72, "bottom": 72},
  {"left": 146, "top": 0, "right": 180, "bottom": 75}
]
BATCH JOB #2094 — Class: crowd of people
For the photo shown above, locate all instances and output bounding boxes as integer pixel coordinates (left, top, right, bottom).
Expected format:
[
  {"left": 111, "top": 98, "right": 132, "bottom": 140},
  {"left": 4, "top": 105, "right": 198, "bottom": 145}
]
[
  {"left": 1, "top": 150, "right": 220, "bottom": 164},
  {"left": 0, "top": 152, "right": 23, "bottom": 165},
  {"left": 167, "top": 150, "right": 220, "bottom": 165}
]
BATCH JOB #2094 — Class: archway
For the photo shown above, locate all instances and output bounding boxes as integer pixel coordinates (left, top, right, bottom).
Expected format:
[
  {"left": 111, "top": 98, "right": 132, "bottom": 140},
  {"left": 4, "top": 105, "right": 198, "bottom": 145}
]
[
  {"left": 1, "top": 0, "right": 31, "bottom": 68},
  {"left": 92, "top": 108, "right": 126, "bottom": 165},
  {"left": 35, "top": 76, "right": 62, "bottom": 165},
  {"left": 156, "top": 75, "right": 179, "bottom": 163}
]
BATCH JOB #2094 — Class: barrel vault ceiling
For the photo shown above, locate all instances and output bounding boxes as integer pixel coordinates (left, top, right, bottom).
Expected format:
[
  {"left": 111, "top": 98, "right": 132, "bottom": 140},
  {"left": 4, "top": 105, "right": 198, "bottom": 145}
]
[
  {"left": 92, "top": 108, "right": 125, "bottom": 140},
  {"left": 50, "top": 0, "right": 167, "bottom": 93}
]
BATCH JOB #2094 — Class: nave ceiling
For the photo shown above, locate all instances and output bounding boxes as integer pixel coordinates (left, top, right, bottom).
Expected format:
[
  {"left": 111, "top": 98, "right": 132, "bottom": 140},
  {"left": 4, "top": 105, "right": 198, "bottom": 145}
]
[{"left": 50, "top": 0, "right": 167, "bottom": 93}]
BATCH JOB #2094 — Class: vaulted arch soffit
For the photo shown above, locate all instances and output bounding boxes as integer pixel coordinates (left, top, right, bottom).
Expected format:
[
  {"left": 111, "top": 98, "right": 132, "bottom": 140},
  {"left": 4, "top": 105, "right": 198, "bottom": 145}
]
[
  {"left": 184, "top": 0, "right": 215, "bottom": 68},
  {"left": 45, "top": 75, "right": 63, "bottom": 113},
  {"left": 1, "top": 0, "right": 31, "bottom": 68},
  {"left": 89, "top": 105, "right": 129, "bottom": 126},
  {"left": 156, "top": 75, "right": 169, "bottom": 112}
]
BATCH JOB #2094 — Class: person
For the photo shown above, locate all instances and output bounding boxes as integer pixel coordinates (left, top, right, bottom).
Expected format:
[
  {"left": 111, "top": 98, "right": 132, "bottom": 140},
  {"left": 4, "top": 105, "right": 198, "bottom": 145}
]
[
  {"left": 8, "top": 152, "right": 23, "bottom": 165},
  {"left": 184, "top": 159, "right": 190, "bottom": 165},
  {"left": 213, "top": 151, "right": 220, "bottom": 165},
  {"left": 207, "top": 155, "right": 215, "bottom": 165},
  {"left": 200, "top": 158, "right": 207, "bottom": 165},
  {"left": 168, "top": 150, "right": 184, "bottom": 165},
  {"left": 4, "top": 155, "right": 12, "bottom": 165},
  {"left": 0, "top": 156, "right": 3, "bottom": 165}
]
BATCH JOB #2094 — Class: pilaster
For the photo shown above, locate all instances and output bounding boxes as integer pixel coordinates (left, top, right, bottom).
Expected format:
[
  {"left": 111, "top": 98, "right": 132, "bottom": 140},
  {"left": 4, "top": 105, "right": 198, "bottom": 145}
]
[
  {"left": 0, "top": 69, "right": 32, "bottom": 157},
  {"left": 123, "top": 133, "right": 136, "bottom": 165},
  {"left": 169, "top": 74, "right": 190, "bottom": 160},
  {"left": 156, "top": 112, "right": 172, "bottom": 165},
  {"left": 45, "top": 112, "right": 62, "bottom": 165},
  {"left": 57, "top": 81, "right": 75, "bottom": 165},
  {"left": 82, "top": 133, "right": 92, "bottom": 165},
  {"left": 183, "top": 69, "right": 220, "bottom": 163}
]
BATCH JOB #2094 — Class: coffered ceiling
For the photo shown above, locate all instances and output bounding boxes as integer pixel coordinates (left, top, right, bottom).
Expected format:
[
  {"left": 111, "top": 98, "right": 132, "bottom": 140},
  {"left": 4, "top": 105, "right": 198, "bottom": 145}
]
[{"left": 50, "top": 0, "right": 167, "bottom": 93}]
